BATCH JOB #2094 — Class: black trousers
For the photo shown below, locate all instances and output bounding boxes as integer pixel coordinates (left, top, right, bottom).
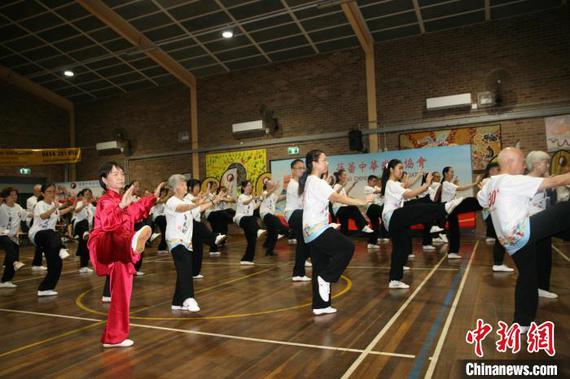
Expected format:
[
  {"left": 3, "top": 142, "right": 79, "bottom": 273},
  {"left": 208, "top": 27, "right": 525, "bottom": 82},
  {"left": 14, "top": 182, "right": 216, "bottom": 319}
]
[
  {"left": 208, "top": 210, "right": 233, "bottom": 237},
  {"left": 34, "top": 230, "right": 62, "bottom": 291},
  {"left": 389, "top": 203, "right": 448, "bottom": 281},
  {"left": 366, "top": 204, "right": 388, "bottom": 244},
  {"left": 307, "top": 228, "right": 354, "bottom": 309},
  {"left": 262, "top": 213, "right": 288, "bottom": 254},
  {"left": 73, "top": 220, "right": 90, "bottom": 268},
  {"left": 288, "top": 210, "right": 310, "bottom": 277},
  {"left": 405, "top": 196, "right": 435, "bottom": 246},
  {"left": 336, "top": 206, "right": 368, "bottom": 235},
  {"left": 171, "top": 245, "right": 195, "bottom": 306},
  {"left": 191, "top": 220, "right": 216, "bottom": 275},
  {"left": 511, "top": 201, "right": 570, "bottom": 325},
  {"left": 0, "top": 236, "right": 19, "bottom": 282},
  {"left": 154, "top": 215, "right": 167, "bottom": 251},
  {"left": 134, "top": 221, "right": 145, "bottom": 272},
  {"left": 103, "top": 275, "right": 111, "bottom": 298},
  {"left": 447, "top": 197, "right": 482, "bottom": 254},
  {"left": 485, "top": 216, "right": 506, "bottom": 265},
  {"left": 239, "top": 216, "right": 260, "bottom": 262},
  {"left": 29, "top": 219, "right": 44, "bottom": 266}
]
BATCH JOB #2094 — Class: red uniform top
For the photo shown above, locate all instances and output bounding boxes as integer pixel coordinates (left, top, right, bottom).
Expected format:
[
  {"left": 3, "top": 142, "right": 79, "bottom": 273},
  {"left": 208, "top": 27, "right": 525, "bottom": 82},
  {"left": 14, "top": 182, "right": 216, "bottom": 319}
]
[{"left": 88, "top": 189, "right": 156, "bottom": 276}]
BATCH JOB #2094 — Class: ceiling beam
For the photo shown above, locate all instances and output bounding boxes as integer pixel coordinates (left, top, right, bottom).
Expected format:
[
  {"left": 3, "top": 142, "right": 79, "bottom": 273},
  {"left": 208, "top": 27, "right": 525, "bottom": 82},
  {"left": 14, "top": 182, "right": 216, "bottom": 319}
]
[
  {"left": 412, "top": 0, "right": 426, "bottom": 33},
  {"left": 341, "top": 1, "right": 374, "bottom": 54},
  {"left": 485, "top": 0, "right": 491, "bottom": 21},
  {"left": 0, "top": 64, "right": 73, "bottom": 113},
  {"left": 76, "top": 0, "right": 196, "bottom": 88}
]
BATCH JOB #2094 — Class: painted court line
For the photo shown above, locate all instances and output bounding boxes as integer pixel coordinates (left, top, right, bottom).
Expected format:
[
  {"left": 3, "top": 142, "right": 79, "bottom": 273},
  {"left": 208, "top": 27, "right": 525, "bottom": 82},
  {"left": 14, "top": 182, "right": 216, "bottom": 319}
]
[
  {"left": 423, "top": 241, "right": 479, "bottom": 379},
  {"left": 552, "top": 244, "right": 570, "bottom": 263},
  {"left": 340, "top": 253, "right": 449, "bottom": 378},
  {"left": 0, "top": 308, "right": 415, "bottom": 359}
]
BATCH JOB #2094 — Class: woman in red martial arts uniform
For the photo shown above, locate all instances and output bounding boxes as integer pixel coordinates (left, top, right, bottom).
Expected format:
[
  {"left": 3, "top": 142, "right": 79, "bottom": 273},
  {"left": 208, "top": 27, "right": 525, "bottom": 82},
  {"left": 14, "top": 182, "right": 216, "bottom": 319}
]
[{"left": 88, "top": 161, "right": 165, "bottom": 348}]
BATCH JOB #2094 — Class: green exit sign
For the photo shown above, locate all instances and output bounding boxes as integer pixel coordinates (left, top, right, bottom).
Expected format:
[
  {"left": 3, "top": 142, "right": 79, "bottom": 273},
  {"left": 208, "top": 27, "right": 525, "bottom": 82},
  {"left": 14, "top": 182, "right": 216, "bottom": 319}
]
[
  {"left": 19, "top": 167, "right": 31, "bottom": 175},
  {"left": 288, "top": 146, "right": 299, "bottom": 155}
]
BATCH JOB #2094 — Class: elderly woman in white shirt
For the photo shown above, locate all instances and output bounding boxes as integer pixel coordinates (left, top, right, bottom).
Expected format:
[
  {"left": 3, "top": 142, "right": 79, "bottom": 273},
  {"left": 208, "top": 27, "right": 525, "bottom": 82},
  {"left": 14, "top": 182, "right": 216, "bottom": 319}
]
[{"left": 0, "top": 187, "right": 28, "bottom": 288}]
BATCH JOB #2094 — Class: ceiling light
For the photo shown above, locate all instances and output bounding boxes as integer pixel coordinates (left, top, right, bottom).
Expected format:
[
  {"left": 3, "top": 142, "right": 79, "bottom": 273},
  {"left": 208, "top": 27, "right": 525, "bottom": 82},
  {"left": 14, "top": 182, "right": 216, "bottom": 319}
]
[
  {"left": 63, "top": 70, "right": 74, "bottom": 77},
  {"left": 222, "top": 29, "right": 234, "bottom": 39}
]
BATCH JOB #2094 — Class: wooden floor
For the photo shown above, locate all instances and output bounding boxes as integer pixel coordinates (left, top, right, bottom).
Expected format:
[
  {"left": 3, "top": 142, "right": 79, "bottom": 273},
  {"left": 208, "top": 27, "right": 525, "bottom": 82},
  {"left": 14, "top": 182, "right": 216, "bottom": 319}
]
[{"left": 1, "top": 230, "right": 568, "bottom": 378}]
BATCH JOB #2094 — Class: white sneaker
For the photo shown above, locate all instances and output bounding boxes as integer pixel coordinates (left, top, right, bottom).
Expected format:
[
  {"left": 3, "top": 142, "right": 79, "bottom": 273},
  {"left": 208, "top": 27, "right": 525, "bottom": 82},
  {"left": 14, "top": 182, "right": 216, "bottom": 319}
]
[
  {"left": 367, "top": 244, "right": 380, "bottom": 249},
  {"left": 317, "top": 275, "right": 330, "bottom": 302},
  {"left": 408, "top": 254, "right": 415, "bottom": 258},
  {"left": 209, "top": 251, "right": 221, "bottom": 257},
  {"left": 157, "top": 250, "right": 169, "bottom": 255},
  {"left": 13, "top": 261, "right": 25, "bottom": 271},
  {"left": 215, "top": 234, "right": 227, "bottom": 245},
  {"left": 277, "top": 234, "right": 285, "bottom": 240},
  {"left": 430, "top": 226, "right": 444, "bottom": 233},
  {"left": 329, "top": 223, "right": 341, "bottom": 230},
  {"left": 193, "top": 274, "right": 204, "bottom": 279},
  {"left": 103, "top": 339, "right": 134, "bottom": 348},
  {"left": 485, "top": 237, "right": 496, "bottom": 244},
  {"left": 132, "top": 226, "right": 152, "bottom": 253},
  {"left": 389, "top": 280, "right": 409, "bottom": 289},
  {"left": 150, "top": 232, "right": 161, "bottom": 242},
  {"left": 432, "top": 238, "right": 444, "bottom": 245},
  {"left": 448, "top": 253, "right": 462, "bottom": 259},
  {"left": 171, "top": 305, "right": 183, "bottom": 310},
  {"left": 240, "top": 261, "right": 254, "bottom": 265},
  {"left": 445, "top": 197, "right": 465, "bottom": 214},
  {"left": 79, "top": 267, "right": 93, "bottom": 273},
  {"left": 362, "top": 225, "right": 374, "bottom": 233},
  {"left": 305, "top": 260, "right": 312, "bottom": 267},
  {"left": 102, "top": 296, "right": 111, "bottom": 303},
  {"left": 292, "top": 276, "right": 311, "bottom": 282},
  {"left": 83, "top": 231, "right": 90, "bottom": 240},
  {"left": 403, "top": 266, "right": 410, "bottom": 271},
  {"left": 439, "top": 234, "right": 448, "bottom": 243},
  {"left": 379, "top": 238, "right": 390, "bottom": 244},
  {"left": 32, "top": 265, "right": 47, "bottom": 272},
  {"left": 538, "top": 289, "right": 558, "bottom": 299},
  {"left": 257, "top": 229, "right": 266, "bottom": 238},
  {"left": 422, "top": 245, "right": 436, "bottom": 251},
  {"left": 288, "top": 239, "right": 297, "bottom": 245},
  {"left": 37, "top": 290, "right": 58, "bottom": 296},
  {"left": 492, "top": 264, "right": 514, "bottom": 272},
  {"left": 59, "top": 249, "right": 70, "bottom": 259},
  {"left": 313, "top": 306, "right": 337, "bottom": 315},
  {"left": 135, "top": 271, "right": 145, "bottom": 276},
  {"left": 0, "top": 281, "right": 17, "bottom": 288},
  {"left": 183, "top": 298, "right": 200, "bottom": 312}
]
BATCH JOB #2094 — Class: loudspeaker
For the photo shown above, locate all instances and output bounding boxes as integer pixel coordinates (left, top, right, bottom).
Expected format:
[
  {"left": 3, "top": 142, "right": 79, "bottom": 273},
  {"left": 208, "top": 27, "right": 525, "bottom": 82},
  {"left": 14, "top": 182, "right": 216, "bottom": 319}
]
[{"left": 348, "top": 130, "right": 363, "bottom": 152}]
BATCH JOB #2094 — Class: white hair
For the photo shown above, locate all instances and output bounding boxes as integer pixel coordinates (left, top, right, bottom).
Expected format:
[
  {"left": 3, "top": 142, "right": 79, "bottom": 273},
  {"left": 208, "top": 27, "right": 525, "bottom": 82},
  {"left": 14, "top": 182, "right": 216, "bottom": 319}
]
[
  {"left": 525, "top": 151, "right": 550, "bottom": 171},
  {"left": 168, "top": 174, "right": 186, "bottom": 190}
]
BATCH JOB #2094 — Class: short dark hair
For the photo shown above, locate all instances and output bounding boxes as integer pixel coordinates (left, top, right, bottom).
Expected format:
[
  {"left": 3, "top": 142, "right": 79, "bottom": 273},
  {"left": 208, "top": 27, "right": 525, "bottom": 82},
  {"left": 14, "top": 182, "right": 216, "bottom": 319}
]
[
  {"left": 98, "top": 161, "right": 124, "bottom": 191},
  {"left": 240, "top": 180, "right": 251, "bottom": 193},
  {"left": 187, "top": 179, "right": 201, "bottom": 191},
  {"left": 290, "top": 159, "right": 303, "bottom": 168},
  {"left": 367, "top": 175, "right": 378, "bottom": 182},
  {"left": 0, "top": 187, "right": 17, "bottom": 198}
]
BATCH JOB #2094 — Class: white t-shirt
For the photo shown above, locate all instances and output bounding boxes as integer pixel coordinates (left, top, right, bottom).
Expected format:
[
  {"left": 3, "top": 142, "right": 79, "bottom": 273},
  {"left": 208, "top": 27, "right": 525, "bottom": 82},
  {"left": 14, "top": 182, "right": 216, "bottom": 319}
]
[
  {"left": 234, "top": 194, "right": 256, "bottom": 225},
  {"left": 260, "top": 191, "right": 279, "bottom": 219},
  {"left": 150, "top": 202, "right": 166, "bottom": 220},
  {"left": 529, "top": 190, "right": 547, "bottom": 216},
  {"left": 72, "top": 201, "right": 95, "bottom": 228},
  {"left": 477, "top": 174, "right": 543, "bottom": 255},
  {"left": 284, "top": 179, "right": 303, "bottom": 221},
  {"left": 480, "top": 178, "right": 491, "bottom": 220},
  {"left": 441, "top": 181, "right": 458, "bottom": 202},
  {"left": 364, "top": 185, "right": 384, "bottom": 206},
  {"left": 557, "top": 185, "right": 570, "bottom": 203},
  {"left": 0, "top": 203, "right": 27, "bottom": 242},
  {"left": 382, "top": 180, "right": 409, "bottom": 230},
  {"left": 183, "top": 194, "right": 202, "bottom": 222},
  {"left": 26, "top": 195, "right": 38, "bottom": 224},
  {"left": 302, "top": 175, "right": 334, "bottom": 243},
  {"left": 428, "top": 182, "right": 440, "bottom": 202},
  {"left": 28, "top": 200, "right": 60, "bottom": 244},
  {"left": 165, "top": 196, "right": 201, "bottom": 251},
  {"left": 331, "top": 184, "right": 347, "bottom": 215}
]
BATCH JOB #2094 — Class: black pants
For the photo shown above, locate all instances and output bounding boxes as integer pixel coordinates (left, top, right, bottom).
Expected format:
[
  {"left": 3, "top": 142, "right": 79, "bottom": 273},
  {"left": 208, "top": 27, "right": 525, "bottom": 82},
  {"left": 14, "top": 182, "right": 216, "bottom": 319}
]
[
  {"left": 389, "top": 203, "right": 448, "bottom": 281},
  {"left": 366, "top": 204, "right": 387, "bottom": 244},
  {"left": 73, "top": 220, "right": 90, "bottom": 268},
  {"left": 239, "top": 216, "right": 259, "bottom": 262},
  {"left": 29, "top": 219, "right": 44, "bottom": 266},
  {"left": 262, "top": 213, "right": 288, "bottom": 254},
  {"left": 536, "top": 237, "right": 552, "bottom": 291},
  {"left": 103, "top": 275, "right": 111, "bottom": 298},
  {"left": 171, "top": 245, "right": 195, "bottom": 306},
  {"left": 307, "top": 228, "right": 354, "bottom": 309},
  {"left": 34, "top": 230, "right": 63, "bottom": 291},
  {"left": 447, "top": 197, "right": 482, "bottom": 254},
  {"left": 1, "top": 236, "right": 19, "bottom": 282},
  {"left": 485, "top": 216, "right": 506, "bottom": 265},
  {"left": 155, "top": 216, "right": 167, "bottom": 251},
  {"left": 288, "top": 210, "right": 310, "bottom": 277},
  {"left": 336, "top": 206, "right": 368, "bottom": 235},
  {"left": 208, "top": 210, "right": 233, "bottom": 237},
  {"left": 191, "top": 221, "right": 216, "bottom": 275},
  {"left": 511, "top": 201, "right": 570, "bottom": 325},
  {"left": 134, "top": 221, "right": 145, "bottom": 272}
]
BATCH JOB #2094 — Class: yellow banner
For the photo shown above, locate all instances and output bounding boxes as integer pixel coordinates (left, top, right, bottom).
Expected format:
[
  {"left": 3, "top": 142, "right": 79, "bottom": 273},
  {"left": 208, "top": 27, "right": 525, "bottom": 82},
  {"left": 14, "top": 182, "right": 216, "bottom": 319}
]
[{"left": 0, "top": 148, "right": 81, "bottom": 166}]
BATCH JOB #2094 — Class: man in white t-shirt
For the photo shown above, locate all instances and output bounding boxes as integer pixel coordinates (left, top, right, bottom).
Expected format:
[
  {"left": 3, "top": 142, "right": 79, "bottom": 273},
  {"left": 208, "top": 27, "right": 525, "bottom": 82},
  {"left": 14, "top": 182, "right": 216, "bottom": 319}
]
[{"left": 477, "top": 147, "right": 570, "bottom": 328}]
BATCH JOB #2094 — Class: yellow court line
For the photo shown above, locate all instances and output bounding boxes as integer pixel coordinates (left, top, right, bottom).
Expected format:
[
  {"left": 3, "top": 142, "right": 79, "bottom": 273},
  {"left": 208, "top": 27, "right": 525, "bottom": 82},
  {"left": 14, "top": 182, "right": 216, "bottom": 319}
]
[{"left": 0, "top": 322, "right": 103, "bottom": 358}]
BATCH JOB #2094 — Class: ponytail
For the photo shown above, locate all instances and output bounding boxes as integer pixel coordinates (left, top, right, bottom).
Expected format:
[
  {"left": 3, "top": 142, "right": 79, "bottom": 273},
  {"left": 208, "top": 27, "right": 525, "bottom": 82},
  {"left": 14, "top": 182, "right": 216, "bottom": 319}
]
[
  {"left": 298, "top": 149, "right": 323, "bottom": 196},
  {"left": 434, "top": 166, "right": 451, "bottom": 203},
  {"left": 380, "top": 159, "right": 401, "bottom": 196}
]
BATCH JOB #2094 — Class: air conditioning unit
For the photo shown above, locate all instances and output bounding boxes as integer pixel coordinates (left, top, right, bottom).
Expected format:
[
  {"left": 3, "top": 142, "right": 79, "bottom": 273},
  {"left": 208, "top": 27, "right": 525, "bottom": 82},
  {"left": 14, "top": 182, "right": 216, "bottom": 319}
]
[
  {"left": 96, "top": 140, "right": 129, "bottom": 155},
  {"left": 232, "top": 120, "right": 265, "bottom": 136},
  {"left": 426, "top": 93, "right": 472, "bottom": 111}
]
